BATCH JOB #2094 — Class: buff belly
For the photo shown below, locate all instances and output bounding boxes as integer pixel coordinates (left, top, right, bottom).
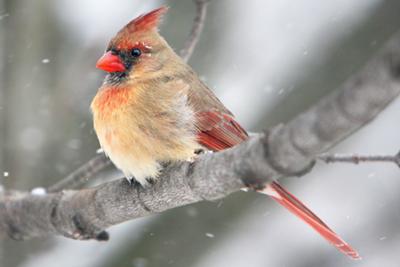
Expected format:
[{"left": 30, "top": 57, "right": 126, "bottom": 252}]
[
  {"left": 91, "top": 86, "right": 199, "bottom": 185},
  {"left": 96, "top": 122, "right": 199, "bottom": 184}
]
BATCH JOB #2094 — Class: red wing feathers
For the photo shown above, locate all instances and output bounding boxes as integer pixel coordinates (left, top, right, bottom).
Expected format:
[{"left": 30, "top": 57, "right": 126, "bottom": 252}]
[{"left": 195, "top": 111, "right": 248, "bottom": 151}]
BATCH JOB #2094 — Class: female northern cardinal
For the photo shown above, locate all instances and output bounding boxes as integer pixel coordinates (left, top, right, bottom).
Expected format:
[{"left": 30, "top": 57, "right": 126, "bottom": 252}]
[{"left": 91, "top": 7, "right": 359, "bottom": 259}]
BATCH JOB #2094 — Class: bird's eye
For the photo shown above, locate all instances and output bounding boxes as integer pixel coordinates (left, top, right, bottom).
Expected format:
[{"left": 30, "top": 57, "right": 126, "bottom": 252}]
[{"left": 131, "top": 48, "right": 142, "bottom": 57}]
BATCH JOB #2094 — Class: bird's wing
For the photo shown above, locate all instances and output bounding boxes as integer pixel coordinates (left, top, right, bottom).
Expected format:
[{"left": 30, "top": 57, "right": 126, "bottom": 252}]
[
  {"left": 195, "top": 110, "right": 248, "bottom": 151},
  {"left": 183, "top": 76, "right": 247, "bottom": 150}
]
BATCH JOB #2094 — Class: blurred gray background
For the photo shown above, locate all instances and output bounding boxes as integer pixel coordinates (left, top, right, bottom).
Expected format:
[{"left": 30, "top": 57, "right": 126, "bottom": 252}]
[{"left": 1, "top": 0, "right": 400, "bottom": 266}]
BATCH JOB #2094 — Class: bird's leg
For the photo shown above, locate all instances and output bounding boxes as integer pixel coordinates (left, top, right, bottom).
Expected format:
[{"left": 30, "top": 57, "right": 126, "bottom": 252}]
[
  {"left": 125, "top": 176, "right": 142, "bottom": 188},
  {"left": 145, "top": 177, "right": 156, "bottom": 185},
  {"left": 194, "top": 148, "right": 205, "bottom": 155},
  {"left": 189, "top": 148, "right": 213, "bottom": 162}
]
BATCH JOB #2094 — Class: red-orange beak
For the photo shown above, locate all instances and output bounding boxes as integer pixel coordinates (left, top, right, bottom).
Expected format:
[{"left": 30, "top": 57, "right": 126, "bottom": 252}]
[{"left": 96, "top": 51, "right": 126, "bottom": 73}]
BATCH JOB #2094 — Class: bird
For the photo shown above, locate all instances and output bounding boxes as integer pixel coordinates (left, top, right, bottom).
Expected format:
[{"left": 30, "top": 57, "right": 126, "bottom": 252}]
[{"left": 91, "top": 6, "right": 359, "bottom": 259}]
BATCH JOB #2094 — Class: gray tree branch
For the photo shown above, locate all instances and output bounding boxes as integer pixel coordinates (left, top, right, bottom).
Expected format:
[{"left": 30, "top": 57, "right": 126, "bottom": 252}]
[{"left": 0, "top": 30, "right": 400, "bottom": 241}]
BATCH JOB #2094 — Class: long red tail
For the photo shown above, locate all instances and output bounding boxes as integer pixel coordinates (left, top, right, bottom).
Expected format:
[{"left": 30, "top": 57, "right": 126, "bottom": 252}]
[
  {"left": 259, "top": 182, "right": 360, "bottom": 260},
  {"left": 194, "top": 111, "right": 360, "bottom": 259}
]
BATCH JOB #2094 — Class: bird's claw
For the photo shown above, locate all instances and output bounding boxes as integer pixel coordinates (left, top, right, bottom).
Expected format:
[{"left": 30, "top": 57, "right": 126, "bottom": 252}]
[
  {"left": 194, "top": 148, "right": 205, "bottom": 155},
  {"left": 125, "top": 176, "right": 141, "bottom": 187}
]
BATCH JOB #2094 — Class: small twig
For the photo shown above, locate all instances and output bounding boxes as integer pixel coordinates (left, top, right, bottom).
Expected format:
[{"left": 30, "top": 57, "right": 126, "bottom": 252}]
[
  {"left": 318, "top": 152, "right": 400, "bottom": 168},
  {"left": 180, "top": 0, "right": 210, "bottom": 62},
  {"left": 47, "top": 154, "right": 111, "bottom": 193}
]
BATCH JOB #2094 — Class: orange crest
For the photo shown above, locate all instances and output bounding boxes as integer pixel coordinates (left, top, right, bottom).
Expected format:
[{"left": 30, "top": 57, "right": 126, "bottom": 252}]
[
  {"left": 110, "top": 6, "right": 168, "bottom": 50},
  {"left": 124, "top": 6, "right": 168, "bottom": 34}
]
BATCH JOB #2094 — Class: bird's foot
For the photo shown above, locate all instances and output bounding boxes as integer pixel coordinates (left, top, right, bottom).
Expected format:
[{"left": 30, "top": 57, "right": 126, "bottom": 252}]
[
  {"left": 125, "top": 175, "right": 157, "bottom": 188},
  {"left": 194, "top": 148, "right": 205, "bottom": 155},
  {"left": 188, "top": 149, "right": 213, "bottom": 162},
  {"left": 145, "top": 177, "right": 156, "bottom": 185},
  {"left": 125, "top": 176, "right": 142, "bottom": 188},
  {"left": 195, "top": 148, "right": 213, "bottom": 155}
]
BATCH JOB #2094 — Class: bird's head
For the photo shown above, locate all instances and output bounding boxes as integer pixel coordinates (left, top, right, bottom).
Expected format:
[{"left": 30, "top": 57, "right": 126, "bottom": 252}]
[{"left": 96, "top": 6, "right": 176, "bottom": 84}]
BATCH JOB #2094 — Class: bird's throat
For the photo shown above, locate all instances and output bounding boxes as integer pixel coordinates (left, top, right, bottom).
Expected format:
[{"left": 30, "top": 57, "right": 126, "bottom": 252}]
[
  {"left": 91, "top": 86, "right": 131, "bottom": 116},
  {"left": 105, "top": 72, "right": 129, "bottom": 85}
]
